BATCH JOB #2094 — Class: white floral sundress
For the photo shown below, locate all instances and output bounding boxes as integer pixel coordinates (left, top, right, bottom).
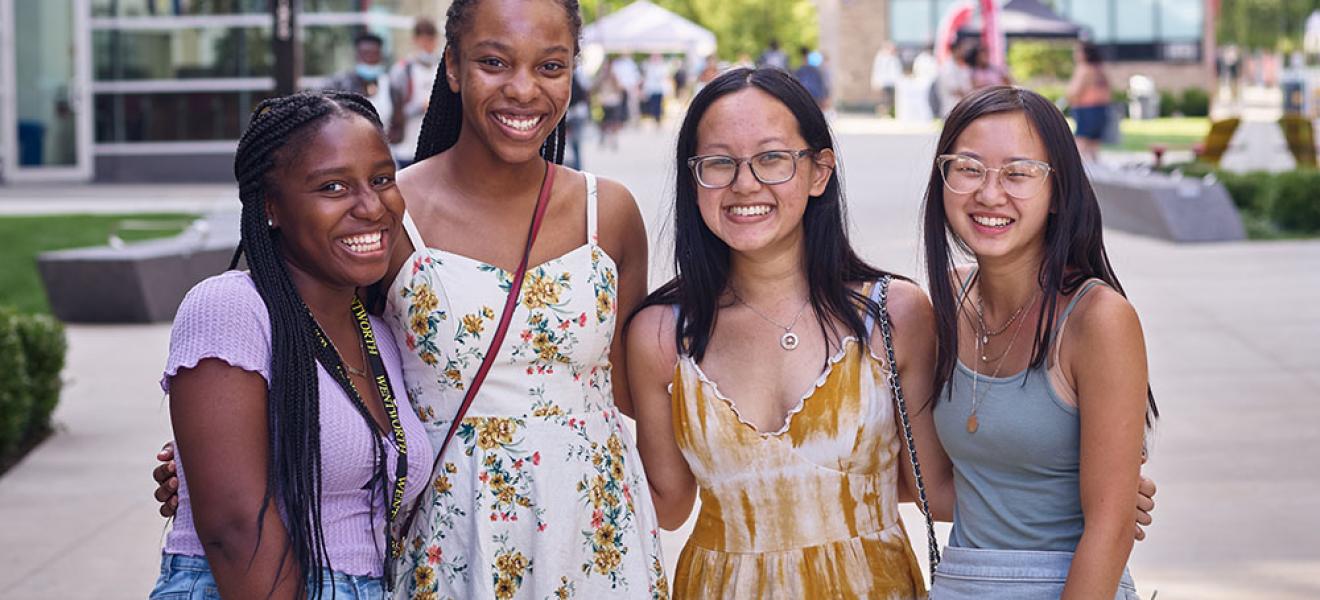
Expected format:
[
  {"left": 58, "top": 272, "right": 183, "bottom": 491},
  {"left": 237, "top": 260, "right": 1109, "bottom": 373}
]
[{"left": 385, "top": 172, "right": 668, "bottom": 600}]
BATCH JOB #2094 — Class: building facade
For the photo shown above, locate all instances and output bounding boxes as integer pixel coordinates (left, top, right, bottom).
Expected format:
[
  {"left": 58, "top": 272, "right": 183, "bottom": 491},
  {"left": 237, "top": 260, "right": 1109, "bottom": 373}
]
[
  {"left": 819, "top": 0, "right": 1216, "bottom": 110},
  {"left": 1, "top": 0, "right": 442, "bottom": 184}
]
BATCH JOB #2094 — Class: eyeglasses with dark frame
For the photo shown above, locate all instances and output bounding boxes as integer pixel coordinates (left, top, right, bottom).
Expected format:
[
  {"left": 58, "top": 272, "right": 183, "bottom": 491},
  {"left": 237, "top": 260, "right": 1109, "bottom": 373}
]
[
  {"left": 935, "top": 154, "right": 1053, "bottom": 199},
  {"left": 687, "top": 149, "right": 816, "bottom": 189}
]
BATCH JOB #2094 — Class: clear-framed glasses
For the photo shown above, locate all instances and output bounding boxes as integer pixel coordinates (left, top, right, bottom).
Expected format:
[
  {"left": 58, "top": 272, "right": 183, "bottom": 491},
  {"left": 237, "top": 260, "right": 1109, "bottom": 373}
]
[
  {"left": 936, "top": 154, "right": 1052, "bottom": 199},
  {"left": 687, "top": 149, "right": 815, "bottom": 189}
]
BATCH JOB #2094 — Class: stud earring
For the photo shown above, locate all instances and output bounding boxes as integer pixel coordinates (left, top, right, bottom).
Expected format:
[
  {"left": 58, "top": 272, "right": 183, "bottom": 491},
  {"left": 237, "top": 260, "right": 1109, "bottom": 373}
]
[{"left": 267, "top": 218, "right": 275, "bottom": 228}]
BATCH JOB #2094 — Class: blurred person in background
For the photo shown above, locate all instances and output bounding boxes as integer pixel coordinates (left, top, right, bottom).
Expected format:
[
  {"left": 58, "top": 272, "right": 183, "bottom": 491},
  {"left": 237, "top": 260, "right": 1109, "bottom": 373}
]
[
  {"left": 793, "top": 47, "right": 830, "bottom": 112},
  {"left": 1067, "top": 42, "right": 1111, "bottom": 162},
  {"left": 642, "top": 53, "right": 670, "bottom": 124},
  {"left": 970, "top": 45, "right": 1012, "bottom": 90},
  {"left": 757, "top": 38, "right": 789, "bottom": 70},
  {"left": 594, "top": 59, "right": 626, "bottom": 150},
  {"left": 565, "top": 64, "right": 592, "bottom": 169},
  {"left": 936, "top": 39, "right": 975, "bottom": 118},
  {"left": 390, "top": 18, "right": 442, "bottom": 166},
  {"left": 611, "top": 53, "right": 642, "bottom": 125},
  {"left": 695, "top": 54, "right": 721, "bottom": 95},
  {"left": 326, "top": 32, "right": 394, "bottom": 130},
  {"left": 871, "top": 43, "right": 903, "bottom": 117}
]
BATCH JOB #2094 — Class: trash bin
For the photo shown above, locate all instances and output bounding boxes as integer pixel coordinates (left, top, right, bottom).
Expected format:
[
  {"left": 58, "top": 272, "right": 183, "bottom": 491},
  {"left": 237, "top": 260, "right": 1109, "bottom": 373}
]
[
  {"left": 17, "top": 120, "right": 45, "bottom": 166},
  {"left": 1128, "top": 75, "right": 1158, "bottom": 120}
]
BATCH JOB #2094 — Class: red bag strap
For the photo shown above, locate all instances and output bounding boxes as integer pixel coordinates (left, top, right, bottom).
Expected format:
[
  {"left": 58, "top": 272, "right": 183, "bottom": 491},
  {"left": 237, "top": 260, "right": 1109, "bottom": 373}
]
[{"left": 394, "top": 161, "right": 556, "bottom": 553}]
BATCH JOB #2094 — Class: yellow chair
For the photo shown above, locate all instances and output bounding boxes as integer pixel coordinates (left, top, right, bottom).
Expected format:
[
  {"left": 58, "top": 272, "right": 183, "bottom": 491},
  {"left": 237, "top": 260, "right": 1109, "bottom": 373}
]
[
  {"left": 1278, "top": 115, "right": 1317, "bottom": 168},
  {"left": 1197, "top": 117, "right": 1240, "bottom": 166}
]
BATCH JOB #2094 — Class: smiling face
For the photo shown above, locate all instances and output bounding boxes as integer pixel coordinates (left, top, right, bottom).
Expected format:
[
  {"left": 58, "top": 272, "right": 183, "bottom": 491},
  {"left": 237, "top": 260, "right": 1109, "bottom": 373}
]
[
  {"left": 692, "top": 88, "right": 834, "bottom": 256},
  {"left": 446, "top": 0, "right": 575, "bottom": 164},
  {"left": 942, "top": 110, "right": 1053, "bottom": 263},
  {"left": 266, "top": 114, "right": 404, "bottom": 290}
]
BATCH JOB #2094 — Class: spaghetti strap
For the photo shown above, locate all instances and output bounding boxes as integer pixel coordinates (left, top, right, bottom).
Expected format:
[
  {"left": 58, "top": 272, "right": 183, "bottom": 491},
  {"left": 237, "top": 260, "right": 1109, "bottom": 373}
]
[
  {"left": 1049, "top": 278, "right": 1110, "bottom": 364},
  {"left": 401, "top": 210, "right": 427, "bottom": 253},
  {"left": 863, "top": 277, "right": 886, "bottom": 334},
  {"left": 584, "top": 172, "right": 599, "bottom": 244}
]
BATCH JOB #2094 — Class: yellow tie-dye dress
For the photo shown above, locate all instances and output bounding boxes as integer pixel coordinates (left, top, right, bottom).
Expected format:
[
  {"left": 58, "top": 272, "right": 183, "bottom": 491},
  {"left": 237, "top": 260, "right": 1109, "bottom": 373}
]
[{"left": 668, "top": 288, "right": 926, "bottom": 599}]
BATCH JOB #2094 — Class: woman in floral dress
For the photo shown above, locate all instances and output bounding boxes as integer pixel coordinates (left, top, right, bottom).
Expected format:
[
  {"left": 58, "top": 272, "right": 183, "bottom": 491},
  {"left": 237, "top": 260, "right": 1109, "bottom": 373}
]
[{"left": 380, "top": 0, "right": 666, "bottom": 597}]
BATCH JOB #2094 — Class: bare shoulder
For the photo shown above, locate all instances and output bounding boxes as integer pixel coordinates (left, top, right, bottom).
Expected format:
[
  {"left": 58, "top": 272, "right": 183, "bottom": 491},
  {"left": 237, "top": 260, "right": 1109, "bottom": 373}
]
[
  {"left": 593, "top": 174, "right": 644, "bottom": 226},
  {"left": 626, "top": 303, "right": 680, "bottom": 368},
  {"left": 868, "top": 277, "right": 935, "bottom": 358},
  {"left": 590, "top": 174, "right": 646, "bottom": 262},
  {"left": 1069, "top": 285, "right": 1143, "bottom": 347},
  {"left": 885, "top": 278, "right": 934, "bottom": 328}
]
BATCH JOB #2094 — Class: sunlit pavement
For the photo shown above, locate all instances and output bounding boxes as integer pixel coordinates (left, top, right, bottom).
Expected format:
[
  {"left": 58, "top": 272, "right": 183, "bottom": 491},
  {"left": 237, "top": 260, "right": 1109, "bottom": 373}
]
[{"left": 0, "top": 116, "right": 1316, "bottom": 598}]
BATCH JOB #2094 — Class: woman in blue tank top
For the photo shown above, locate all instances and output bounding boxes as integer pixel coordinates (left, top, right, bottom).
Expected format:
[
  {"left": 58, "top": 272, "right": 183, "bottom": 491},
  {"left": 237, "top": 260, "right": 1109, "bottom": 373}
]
[{"left": 917, "top": 85, "right": 1158, "bottom": 599}]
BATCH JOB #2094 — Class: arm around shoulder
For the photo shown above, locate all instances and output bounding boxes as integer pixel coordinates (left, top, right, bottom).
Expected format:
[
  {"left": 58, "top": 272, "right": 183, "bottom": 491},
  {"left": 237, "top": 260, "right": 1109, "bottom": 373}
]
[{"left": 626, "top": 303, "right": 697, "bottom": 530}]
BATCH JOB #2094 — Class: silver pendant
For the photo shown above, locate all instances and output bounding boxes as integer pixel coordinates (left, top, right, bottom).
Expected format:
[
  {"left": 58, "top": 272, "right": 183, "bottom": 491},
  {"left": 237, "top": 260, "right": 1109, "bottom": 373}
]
[{"left": 780, "top": 331, "right": 799, "bottom": 351}]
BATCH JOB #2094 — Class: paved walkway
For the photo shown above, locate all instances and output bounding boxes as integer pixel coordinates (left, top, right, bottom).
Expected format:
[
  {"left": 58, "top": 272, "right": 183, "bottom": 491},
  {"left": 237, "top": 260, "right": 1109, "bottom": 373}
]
[{"left": 1, "top": 120, "right": 1317, "bottom": 598}]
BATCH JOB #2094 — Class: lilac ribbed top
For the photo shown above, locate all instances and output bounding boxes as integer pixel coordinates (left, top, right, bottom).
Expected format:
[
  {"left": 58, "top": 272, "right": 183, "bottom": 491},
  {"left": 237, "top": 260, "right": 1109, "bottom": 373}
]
[{"left": 159, "top": 271, "right": 433, "bottom": 577}]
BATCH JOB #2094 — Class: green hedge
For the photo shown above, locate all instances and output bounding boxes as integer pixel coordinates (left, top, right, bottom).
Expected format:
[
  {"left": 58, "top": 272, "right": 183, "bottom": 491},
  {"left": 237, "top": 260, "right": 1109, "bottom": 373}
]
[
  {"left": 16, "top": 314, "right": 67, "bottom": 442},
  {"left": 1171, "top": 166, "right": 1320, "bottom": 237},
  {"left": 0, "top": 308, "right": 66, "bottom": 456}
]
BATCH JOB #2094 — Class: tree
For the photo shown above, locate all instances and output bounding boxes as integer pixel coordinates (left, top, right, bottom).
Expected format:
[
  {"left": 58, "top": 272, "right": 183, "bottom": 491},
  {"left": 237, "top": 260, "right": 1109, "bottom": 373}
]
[
  {"left": 579, "top": 0, "right": 819, "bottom": 62},
  {"left": 1217, "top": 0, "right": 1320, "bottom": 51}
]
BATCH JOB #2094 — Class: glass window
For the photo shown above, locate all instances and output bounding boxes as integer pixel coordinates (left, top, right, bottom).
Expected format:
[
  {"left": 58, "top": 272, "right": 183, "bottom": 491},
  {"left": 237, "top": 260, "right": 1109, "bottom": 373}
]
[
  {"left": 94, "top": 27, "right": 272, "bottom": 80},
  {"left": 891, "top": 0, "right": 934, "bottom": 46},
  {"left": 1114, "top": 0, "right": 1156, "bottom": 42},
  {"left": 1158, "top": 0, "right": 1202, "bottom": 41},
  {"left": 303, "top": 0, "right": 404, "bottom": 11},
  {"left": 1065, "top": 0, "right": 1111, "bottom": 43},
  {"left": 95, "top": 91, "right": 273, "bottom": 142},
  {"left": 92, "top": 0, "right": 269, "bottom": 17}
]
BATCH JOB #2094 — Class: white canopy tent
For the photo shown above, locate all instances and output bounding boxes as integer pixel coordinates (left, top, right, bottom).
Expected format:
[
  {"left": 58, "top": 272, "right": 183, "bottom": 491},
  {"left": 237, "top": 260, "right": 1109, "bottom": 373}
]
[{"left": 581, "top": 1, "right": 716, "bottom": 72}]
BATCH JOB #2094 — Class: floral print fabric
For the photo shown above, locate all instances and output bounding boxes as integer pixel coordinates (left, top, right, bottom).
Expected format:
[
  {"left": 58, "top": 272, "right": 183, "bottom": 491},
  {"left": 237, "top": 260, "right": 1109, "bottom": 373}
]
[{"left": 385, "top": 174, "right": 667, "bottom": 600}]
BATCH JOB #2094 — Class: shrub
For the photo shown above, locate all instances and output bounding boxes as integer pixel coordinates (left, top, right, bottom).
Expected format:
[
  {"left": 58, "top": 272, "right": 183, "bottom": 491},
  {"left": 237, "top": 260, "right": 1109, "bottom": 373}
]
[
  {"left": 1269, "top": 169, "right": 1320, "bottom": 233},
  {"left": 0, "top": 310, "right": 32, "bottom": 454},
  {"left": 1007, "top": 41, "right": 1074, "bottom": 82},
  {"left": 1181, "top": 88, "right": 1210, "bottom": 117},
  {"left": 1216, "top": 170, "right": 1275, "bottom": 214},
  {"left": 1159, "top": 90, "right": 1180, "bottom": 117},
  {"left": 15, "top": 314, "right": 66, "bottom": 442}
]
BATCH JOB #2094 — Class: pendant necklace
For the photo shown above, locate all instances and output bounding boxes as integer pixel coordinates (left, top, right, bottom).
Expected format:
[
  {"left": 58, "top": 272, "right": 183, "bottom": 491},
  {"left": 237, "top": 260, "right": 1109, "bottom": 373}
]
[
  {"left": 732, "top": 289, "right": 810, "bottom": 351},
  {"left": 966, "top": 291, "right": 1033, "bottom": 434},
  {"left": 324, "top": 330, "right": 370, "bottom": 378}
]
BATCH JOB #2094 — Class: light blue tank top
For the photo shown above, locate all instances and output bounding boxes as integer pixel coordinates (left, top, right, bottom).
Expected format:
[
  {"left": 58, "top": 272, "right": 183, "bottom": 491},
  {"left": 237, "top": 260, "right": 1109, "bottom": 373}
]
[{"left": 933, "top": 278, "right": 1108, "bottom": 552}]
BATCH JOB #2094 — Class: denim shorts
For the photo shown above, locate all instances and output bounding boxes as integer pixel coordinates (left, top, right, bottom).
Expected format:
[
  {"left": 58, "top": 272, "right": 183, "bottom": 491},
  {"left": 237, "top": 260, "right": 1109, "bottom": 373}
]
[
  {"left": 149, "top": 553, "right": 385, "bottom": 600},
  {"left": 930, "top": 546, "right": 1140, "bottom": 600}
]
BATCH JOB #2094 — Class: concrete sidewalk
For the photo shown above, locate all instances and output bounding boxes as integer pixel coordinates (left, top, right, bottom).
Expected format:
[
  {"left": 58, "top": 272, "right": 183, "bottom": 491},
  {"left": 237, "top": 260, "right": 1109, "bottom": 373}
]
[{"left": 1, "top": 122, "right": 1318, "bottom": 598}]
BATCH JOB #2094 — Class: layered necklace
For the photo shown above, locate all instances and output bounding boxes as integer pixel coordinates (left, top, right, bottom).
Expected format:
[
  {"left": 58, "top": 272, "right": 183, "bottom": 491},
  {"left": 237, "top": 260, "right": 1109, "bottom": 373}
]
[
  {"left": 731, "top": 289, "right": 810, "bottom": 351},
  {"left": 965, "top": 288, "right": 1037, "bottom": 434}
]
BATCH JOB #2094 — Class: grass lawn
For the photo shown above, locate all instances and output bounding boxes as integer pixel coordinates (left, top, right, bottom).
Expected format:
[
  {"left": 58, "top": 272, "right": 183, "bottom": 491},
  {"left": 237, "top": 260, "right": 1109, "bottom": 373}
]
[
  {"left": 0, "top": 213, "right": 196, "bottom": 314},
  {"left": 1106, "top": 117, "right": 1211, "bottom": 152}
]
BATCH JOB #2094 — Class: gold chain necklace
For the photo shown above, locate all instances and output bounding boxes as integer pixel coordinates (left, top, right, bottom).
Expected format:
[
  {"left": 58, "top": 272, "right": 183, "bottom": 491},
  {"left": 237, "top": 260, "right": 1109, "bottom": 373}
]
[
  {"left": 966, "top": 293, "right": 1033, "bottom": 434},
  {"left": 731, "top": 289, "right": 810, "bottom": 351},
  {"left": 323, "top": 329, "right": 369, "bottom": 378},
  {"left": 974, "top": 292, "right": 1034, "bottom": 361}
]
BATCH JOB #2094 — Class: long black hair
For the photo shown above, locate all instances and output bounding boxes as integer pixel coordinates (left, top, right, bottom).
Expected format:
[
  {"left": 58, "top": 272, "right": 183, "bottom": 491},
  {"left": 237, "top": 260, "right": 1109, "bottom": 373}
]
[
  {"left": 229, "top": 89, "right": 390, "bottom": 596},
  {"left": 633, "top": 67, "right": 896, "bottom": 363},
  {"left": 412, "top": 0, "right": 583, "bottom": 164},
  {"left": 921, "top": 85, "right": 1157, "bottom": 423}
]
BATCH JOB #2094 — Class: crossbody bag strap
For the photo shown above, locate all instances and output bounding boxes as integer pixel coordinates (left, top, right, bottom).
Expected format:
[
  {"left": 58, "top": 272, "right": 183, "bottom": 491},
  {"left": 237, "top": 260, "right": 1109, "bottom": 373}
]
[
  {"left": 875, "top": 275, "right": 942, "bottom": 573},
  {"left": 395, "top": 161, "right": 557, "bottom": 553}
]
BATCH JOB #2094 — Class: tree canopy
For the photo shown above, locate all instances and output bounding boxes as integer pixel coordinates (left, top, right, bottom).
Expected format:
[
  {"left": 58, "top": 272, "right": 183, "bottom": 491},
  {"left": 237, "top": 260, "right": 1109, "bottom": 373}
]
[
  {"left": 579, "top": 0, "right": 820, "bottom": 61},
  {"left": 1217, "top": 0, "right": 1320, "bottom": 51}
]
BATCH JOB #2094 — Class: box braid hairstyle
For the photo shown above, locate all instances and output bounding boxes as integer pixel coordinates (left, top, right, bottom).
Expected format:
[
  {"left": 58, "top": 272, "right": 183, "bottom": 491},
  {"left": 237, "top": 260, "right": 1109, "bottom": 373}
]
[
  {"left": 412, "top": 0, "right": 582, "bottom": 164},
  {"left": 228, "top": 89, "right": 392, "bottom": 597}
]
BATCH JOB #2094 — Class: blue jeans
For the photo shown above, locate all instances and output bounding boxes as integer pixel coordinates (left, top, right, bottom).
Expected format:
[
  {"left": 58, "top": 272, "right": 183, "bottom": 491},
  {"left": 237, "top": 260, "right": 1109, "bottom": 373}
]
[
  {"left": 149, "top": 553, "right": 385, "bottom": 599},
  {"left": 931, "top": 546, "right": 1140, "bottom": 600}
]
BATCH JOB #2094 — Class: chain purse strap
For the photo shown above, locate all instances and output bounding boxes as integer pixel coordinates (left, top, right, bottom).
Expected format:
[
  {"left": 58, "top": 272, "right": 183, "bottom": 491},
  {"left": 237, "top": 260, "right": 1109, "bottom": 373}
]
[
  {"left": 874, "top": 275, "right": 942, "bottom": 573},
  {"left": 393, "top": 161, "right": 556, "bottom": 561}
]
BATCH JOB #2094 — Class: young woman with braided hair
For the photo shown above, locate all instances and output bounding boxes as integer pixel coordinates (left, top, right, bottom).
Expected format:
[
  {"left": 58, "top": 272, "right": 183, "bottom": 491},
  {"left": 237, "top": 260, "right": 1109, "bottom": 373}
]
[
  {"left": 154, "top": 2, "right": 663, "bottom": 597},
  {"left": 375, "top": 0, "right": 664, "bottom": 596},
  {"left": 150, "top": 90, "right": 432, "bottom": 599}
]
